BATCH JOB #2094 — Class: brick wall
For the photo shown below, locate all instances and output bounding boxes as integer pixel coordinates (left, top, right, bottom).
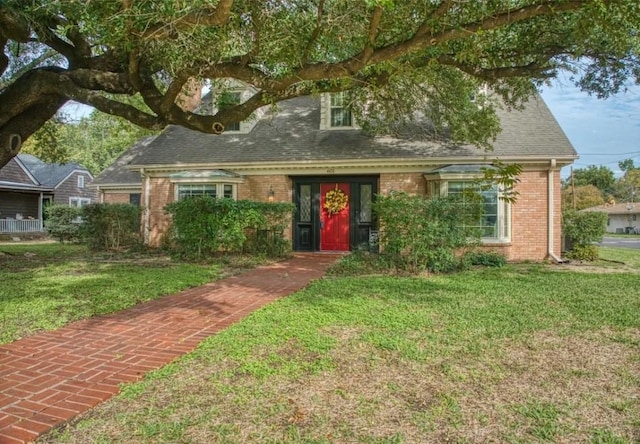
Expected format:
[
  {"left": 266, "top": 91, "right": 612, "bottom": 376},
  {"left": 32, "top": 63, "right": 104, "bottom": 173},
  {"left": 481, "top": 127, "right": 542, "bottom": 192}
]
[
  {"left": 146, "top": 177, "right": 174, "bottom": 247},
  {"left": 240, "top": 175, "right": 294, "bottom": 240},
  {"left": 478, "top": 170, "right": 561, "bottom": 261},
  {"left": 102, "top": 193, "right": 130, "bottom": 204},
  {"left": 239, "top": 175, "right": 292, "bottom": 203},
  {"left": 379, "top": 172, "right": 426, "bottom": 195}
]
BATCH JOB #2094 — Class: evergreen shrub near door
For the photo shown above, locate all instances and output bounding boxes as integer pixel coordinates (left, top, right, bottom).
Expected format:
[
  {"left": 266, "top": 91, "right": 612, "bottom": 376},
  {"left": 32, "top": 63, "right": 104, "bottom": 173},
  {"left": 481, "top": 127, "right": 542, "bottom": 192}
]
[
  {"left": 165, "top": 198, "right": 294, "bottom": 259},
  {"left": 373, "top": 192, "right": 483, "bottom": 273}
]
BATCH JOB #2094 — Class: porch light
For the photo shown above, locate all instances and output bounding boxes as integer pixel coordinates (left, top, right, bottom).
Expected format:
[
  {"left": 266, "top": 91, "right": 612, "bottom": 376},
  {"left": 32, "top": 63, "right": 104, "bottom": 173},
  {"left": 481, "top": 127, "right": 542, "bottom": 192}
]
[{"left": 268, "top": 186, "right": 275, "bottom": 202}]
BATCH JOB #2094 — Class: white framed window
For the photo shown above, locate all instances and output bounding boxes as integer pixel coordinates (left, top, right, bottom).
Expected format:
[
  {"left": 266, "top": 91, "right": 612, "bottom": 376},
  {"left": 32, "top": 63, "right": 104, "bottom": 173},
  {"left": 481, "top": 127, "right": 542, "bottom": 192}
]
[
  {"left": 330, "top": 92, "right": 353, "bottom": 128},
  {"left": 425, "top": 165, "right": 511, "bottom": 243},
  {"left": 69, "top": 197, "right": 91, "bottom": 208},
  {"left": 176, "top": 183, "right": 236, "bottom": 200},
  {"left": 446, "top": 181, "right": 507, "bottom": 240},
  {"left": 77, "top": 175, "right": 85, "bottom": 188}
]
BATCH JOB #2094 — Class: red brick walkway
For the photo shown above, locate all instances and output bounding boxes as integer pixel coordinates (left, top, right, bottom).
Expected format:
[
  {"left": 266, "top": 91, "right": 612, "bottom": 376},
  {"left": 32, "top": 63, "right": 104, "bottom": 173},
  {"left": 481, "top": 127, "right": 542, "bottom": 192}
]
[{"left": 0, "top": 253, "right": 340, "bottom": 443}]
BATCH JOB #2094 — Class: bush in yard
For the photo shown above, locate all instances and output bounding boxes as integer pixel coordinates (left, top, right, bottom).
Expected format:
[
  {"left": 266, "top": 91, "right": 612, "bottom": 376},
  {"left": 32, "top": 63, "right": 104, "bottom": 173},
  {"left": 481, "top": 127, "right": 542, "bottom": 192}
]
[
  {"left": 562, "top": 210, "right": 607, "bottom": 261},
  {"left": 461, "top": 250, "right": 507, "bottom": 268},
  {"left": 81, "top": 203, "right": 141, "bottom": 251},
  {"left": 165, "top": 198, "right": 294, "bottom": 259},
  {"left": 45, "top": 205, "right": 82, "bottom": 243},
  {"left": 242, "top": 201, "right": 294, "bottom": 257},
  {"left": 373, "top": 192, "right": 483, "bottom": 273}
]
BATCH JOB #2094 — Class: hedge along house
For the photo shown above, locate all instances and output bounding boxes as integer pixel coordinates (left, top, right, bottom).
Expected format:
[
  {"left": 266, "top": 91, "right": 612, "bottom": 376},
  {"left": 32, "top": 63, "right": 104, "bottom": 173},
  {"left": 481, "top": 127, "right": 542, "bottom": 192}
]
[{"left": 93, "top": 90, "right": 577, "bottom": 261}]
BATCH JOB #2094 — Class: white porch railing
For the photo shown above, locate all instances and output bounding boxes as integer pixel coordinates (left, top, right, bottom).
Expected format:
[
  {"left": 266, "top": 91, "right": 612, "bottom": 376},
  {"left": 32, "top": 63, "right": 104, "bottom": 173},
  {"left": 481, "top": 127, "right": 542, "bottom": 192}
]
[{"left": 0, "top": 219, "right": 44, "bottom": 233}]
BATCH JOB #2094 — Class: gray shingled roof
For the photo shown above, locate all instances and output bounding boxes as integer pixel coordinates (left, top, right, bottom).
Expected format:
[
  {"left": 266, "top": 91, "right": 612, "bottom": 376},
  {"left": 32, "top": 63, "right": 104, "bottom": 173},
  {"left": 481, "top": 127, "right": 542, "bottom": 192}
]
[
  {"left": 98, "top": 93, "right": 576, "bottom": 184},
  {"left": 92, "top": 136, "right": 158, "bottom": 186},
  {"left": 17, "top": 154, "right": 90, "bottom": 188}
]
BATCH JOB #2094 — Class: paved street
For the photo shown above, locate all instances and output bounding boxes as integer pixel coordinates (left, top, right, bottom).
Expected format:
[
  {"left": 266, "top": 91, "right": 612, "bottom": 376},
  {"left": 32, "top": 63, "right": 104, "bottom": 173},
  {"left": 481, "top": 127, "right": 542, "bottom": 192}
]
[{"left": 599, "top": 236, "right": 640, "bottom": 250}]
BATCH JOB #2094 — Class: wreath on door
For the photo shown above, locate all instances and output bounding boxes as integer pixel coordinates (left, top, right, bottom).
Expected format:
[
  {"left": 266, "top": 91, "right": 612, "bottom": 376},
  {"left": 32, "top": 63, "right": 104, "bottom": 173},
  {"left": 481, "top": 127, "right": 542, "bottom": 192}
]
[{"left": 324, "top": 184, "right": 348, "bottom": 215}]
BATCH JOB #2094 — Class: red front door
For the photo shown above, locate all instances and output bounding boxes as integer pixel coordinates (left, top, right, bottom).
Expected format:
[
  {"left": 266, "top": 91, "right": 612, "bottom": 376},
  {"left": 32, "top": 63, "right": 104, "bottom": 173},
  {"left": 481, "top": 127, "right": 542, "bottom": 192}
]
[{"left": 320, "top": 183, "right": 350, "bottom": 251}]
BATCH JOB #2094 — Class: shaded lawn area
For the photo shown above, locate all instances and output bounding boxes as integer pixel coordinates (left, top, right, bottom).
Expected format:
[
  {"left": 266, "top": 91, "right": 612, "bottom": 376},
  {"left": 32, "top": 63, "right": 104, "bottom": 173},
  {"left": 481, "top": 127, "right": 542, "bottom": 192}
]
[
  {"left": 40, "top": 262, "right": 640, "bottom": 444},
  {"left": 0, "top": 243, "right": 225, "bottom": 344}
]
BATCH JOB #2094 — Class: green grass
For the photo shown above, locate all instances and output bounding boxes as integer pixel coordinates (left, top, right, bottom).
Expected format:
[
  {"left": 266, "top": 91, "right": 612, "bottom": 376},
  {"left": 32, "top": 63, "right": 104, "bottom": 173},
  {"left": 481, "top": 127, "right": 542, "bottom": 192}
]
[
  {"left": 599, "top": 246, "right": 640, "bottom": 269},
  {"left": 0, "top": 243, "right": 225, "bottom": 343},
  {"left": 41, "top": 258, "right": 640, "bottom": 443}
]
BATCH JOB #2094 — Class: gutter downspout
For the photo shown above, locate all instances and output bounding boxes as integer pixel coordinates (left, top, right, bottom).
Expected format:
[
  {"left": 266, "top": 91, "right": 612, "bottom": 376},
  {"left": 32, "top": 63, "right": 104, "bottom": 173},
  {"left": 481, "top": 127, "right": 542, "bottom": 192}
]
[
  {"left": 548, "top": 159, "right": 563, "bottom": 263},
  {"left": 142, "top": 169, "right": 150, "bottom": 245}
]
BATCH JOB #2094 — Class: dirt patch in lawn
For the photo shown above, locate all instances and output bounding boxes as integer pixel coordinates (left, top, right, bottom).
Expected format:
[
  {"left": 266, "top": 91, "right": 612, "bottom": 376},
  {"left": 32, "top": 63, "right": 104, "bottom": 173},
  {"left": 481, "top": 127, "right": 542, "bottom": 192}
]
[
  {"left": 547, "top": 260, "right": 640, "bottom": 274},
  {"left": 41, "top": 328, "right": 640, "bottom": 443}
]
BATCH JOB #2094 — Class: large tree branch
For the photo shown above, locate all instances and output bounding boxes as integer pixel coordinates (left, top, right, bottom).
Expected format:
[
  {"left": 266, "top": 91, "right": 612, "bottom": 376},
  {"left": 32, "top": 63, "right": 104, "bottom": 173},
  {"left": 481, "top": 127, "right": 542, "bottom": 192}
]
[
  {"left": 438, "top": 56, "right": 555, "bottom": 80},
  {"left": 0, "top": 98, "right": 66, "bottom": 168},
  {"left": 0, "top": 6, "right": 30, "bottom": 42},
  {"left": 371, "top": 0, "right": 585, "bottom": 64},
  {"left": 136, "top": 0, "right": 235, "bottom": 40},
  {"left": 302, "top": 0, "right": 325, "bottom": 62}
]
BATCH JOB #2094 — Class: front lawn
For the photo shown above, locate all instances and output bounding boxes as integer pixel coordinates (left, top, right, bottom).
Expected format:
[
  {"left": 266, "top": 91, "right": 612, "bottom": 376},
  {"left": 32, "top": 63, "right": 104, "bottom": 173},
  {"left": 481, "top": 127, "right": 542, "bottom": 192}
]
[
  {"left": 0, "top": 243, "right": 231, "bottom": 344},
  {"left": 40, "top": 258, "right": 640, "bottom": 443}
]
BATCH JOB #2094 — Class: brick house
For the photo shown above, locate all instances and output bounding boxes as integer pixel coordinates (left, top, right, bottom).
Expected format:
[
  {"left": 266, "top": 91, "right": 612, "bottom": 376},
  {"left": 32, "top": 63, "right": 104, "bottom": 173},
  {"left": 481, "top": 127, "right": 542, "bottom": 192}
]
[
  {"left": 0, "top": 154, "right": 95, "bottom": 234},
  {"left": 93, "top": 92, "right": 577, "bottom": 261}
]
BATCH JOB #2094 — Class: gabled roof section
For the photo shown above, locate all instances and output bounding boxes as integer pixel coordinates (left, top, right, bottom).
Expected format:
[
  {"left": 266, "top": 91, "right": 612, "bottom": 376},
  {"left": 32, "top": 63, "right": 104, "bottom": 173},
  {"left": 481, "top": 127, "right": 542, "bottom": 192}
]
[
  {"left": 17, "top": 154, "right": 92, "bottom": 188},
  {"left": 0, "top": 156, "right": 40, "bottom": 188},
  {"left": 126, "top": 93, "right": 576, "bottom": 168},
  {"left": 92, "top": 136, "right": 158, "bottom": 187}
]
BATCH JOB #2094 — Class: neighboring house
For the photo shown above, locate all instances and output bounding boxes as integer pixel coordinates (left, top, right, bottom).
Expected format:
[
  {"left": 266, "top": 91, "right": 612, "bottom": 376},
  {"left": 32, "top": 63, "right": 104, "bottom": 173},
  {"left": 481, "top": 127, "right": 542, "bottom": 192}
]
[
  {"left": 582, "top": 202, "right": 640, "bottom": 234},
  {"left": 93, "top": 91, "right": 577, "bottom": 261},
  {"left": 0, "top": 154, "right": 95, "bottom": 234}
]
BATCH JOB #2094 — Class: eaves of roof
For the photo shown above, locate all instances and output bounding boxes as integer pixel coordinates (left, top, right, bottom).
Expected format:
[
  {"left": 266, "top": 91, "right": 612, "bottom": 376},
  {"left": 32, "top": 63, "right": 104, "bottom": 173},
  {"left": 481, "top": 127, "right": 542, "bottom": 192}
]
[
  {"left": 0, "top": 181, "right": 52, "bottom": 192},
  {"left": 129, "top": 154, "right": 578, "bottom": 175}
]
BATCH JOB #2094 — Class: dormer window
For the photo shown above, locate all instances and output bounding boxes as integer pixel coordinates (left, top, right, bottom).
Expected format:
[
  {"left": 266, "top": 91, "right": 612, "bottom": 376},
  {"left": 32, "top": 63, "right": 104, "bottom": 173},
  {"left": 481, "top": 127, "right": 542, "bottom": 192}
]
[{"left": 330, "top": 92, "right": 353, "bottom": 128}]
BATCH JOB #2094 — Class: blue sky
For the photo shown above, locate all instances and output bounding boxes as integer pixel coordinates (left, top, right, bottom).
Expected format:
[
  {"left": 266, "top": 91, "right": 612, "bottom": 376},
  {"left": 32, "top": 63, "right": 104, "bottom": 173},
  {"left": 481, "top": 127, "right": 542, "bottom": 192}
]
[{"left": 540, "top": 79, "right": 640, "bottom": 178}]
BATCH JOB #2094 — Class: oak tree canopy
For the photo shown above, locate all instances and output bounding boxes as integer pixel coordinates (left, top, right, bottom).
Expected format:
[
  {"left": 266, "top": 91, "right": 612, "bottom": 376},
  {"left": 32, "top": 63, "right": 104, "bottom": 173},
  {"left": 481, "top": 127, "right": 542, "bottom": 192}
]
[{"left": 1, "top": 0, "right": 639, "bottom": 168}]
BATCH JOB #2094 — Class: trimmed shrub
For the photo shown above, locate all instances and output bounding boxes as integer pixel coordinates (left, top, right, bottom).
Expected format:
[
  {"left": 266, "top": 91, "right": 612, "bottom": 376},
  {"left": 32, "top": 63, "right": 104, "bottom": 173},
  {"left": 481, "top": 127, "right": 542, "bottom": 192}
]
[
  {"left": 565, "top": 244, "right": 600, "bottom": 261},
  {"left": 164, "top": 198, "right": 294, "bottom": 259},
  {"left": 562, "top": 210, "right": 607, "bottom": 261},
  {"left": 45, "top": 205, "right": 82, "bottom": 243},
  {"left": 81, "top": 203, "right": 141, "bottom": 251},
  {"left": 462, "top": 250, "right": 507, "bottom": 268},
  {"left": 373, "top": 192, "right": 483, "bottom": 273}
]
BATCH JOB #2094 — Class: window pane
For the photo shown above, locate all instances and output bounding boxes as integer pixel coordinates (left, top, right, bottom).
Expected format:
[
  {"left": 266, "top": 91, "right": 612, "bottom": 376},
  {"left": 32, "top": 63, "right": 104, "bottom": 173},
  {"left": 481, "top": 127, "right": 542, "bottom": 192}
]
[
  {"left": 223, "top": 184, "right": 233, "bottom": 199},
  {"left": 330, "top": 92, "right": 352, "bottom": 127},
  {"left": 300, "top": 185, "right": 311, "bottom": 222},
  {"left": 447, "top": 181, "right": 499, "bottom": 238},
  {"left": 225, "top": 122, "right": 240, "bottom": 131},
  {"left": 331, "top": 108, "right": 352, "bottom": 127},
  {"left": 360, "top": 184, "right": 372, "bottom": 223},
  {"left": 178, "top": 184, "right": 217, "bottom": 200},
  {"left": 330, "top": 93, "right": 345, "bottom": 107},
  {"left": 129, "top": 193, "right": 141, "bottom": 206}
]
